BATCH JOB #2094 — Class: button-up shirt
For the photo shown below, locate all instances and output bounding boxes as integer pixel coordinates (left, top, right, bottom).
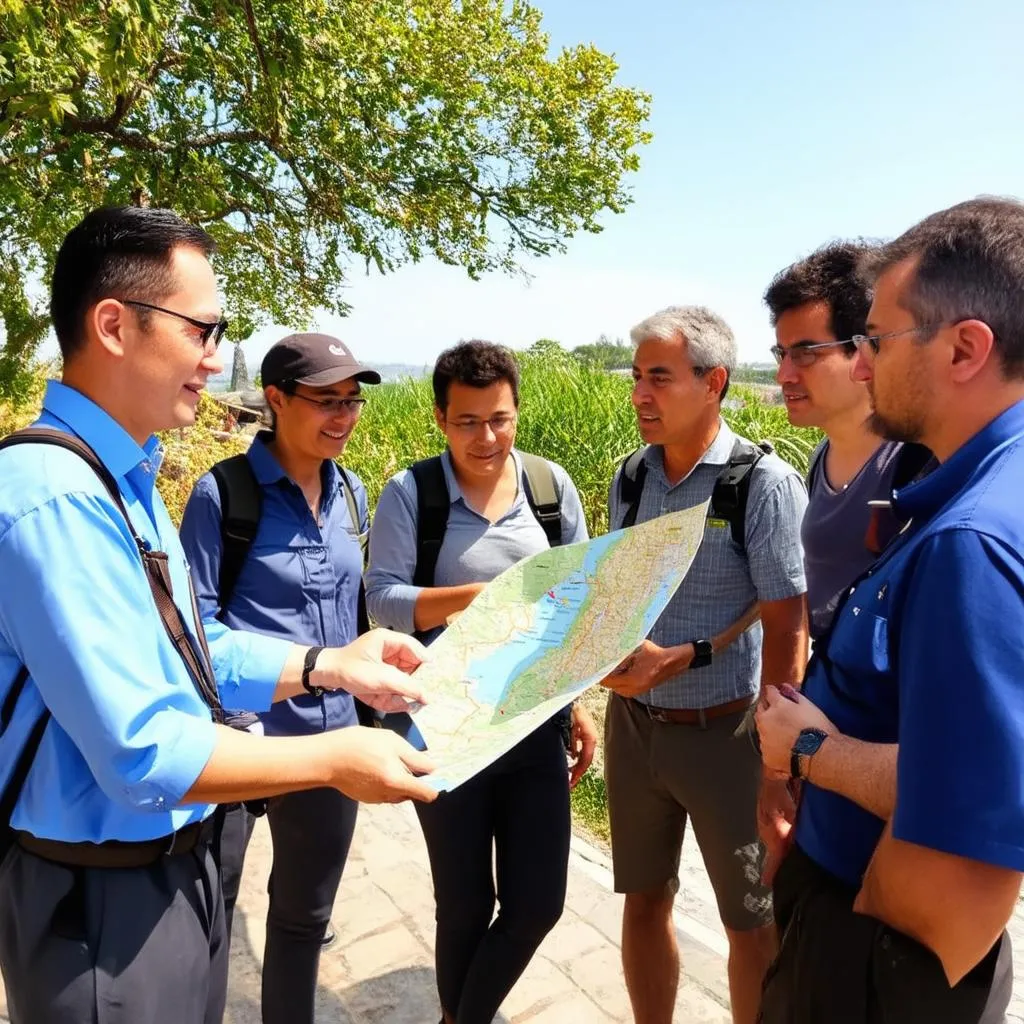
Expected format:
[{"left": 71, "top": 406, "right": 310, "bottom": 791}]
[
  {"left": 796, "top": 399, "right": 1024, "bottom": 886},
  {"left": 608, "top": 420, "right": 808, "bottom": 709},
  {"left": 365, "top": 450, "right": 588, "bottom": 644},
  {"left": 0, "top": 382, "right": 289, "bottom": 842},
  {"left": 180, "top": 432, "right": 365, "bottom": 735}
]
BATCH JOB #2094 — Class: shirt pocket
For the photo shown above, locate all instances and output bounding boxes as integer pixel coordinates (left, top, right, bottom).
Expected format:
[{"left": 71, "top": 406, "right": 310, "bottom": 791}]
[{"left": 821, "top": 585, "right": 892, "bottom": 715}]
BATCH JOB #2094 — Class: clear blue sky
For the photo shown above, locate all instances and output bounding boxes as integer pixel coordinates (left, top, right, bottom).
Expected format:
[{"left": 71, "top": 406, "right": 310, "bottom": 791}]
[{"left": 55, "top": 0, "right": 1024, "bottom": 369}]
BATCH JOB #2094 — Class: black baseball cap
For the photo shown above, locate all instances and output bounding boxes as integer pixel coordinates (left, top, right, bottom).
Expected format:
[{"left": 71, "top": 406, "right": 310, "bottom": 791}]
[{"left": 260, "top": 333, "right": 381, "bottom": 389}]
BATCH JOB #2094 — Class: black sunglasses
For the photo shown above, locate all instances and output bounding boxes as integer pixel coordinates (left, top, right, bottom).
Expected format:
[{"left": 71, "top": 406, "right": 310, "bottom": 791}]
[{"left": 123, "top": 299, "right": 229, "bottom": 349}]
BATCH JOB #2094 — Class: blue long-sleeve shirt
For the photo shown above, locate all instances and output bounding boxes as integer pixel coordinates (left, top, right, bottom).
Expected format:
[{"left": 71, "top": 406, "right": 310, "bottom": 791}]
[
  {"left": 180, "top": 433, "right": 365, "bottom": 735},
  {"left": 0, "top": 382, "right": 290, "bottom": 843}
]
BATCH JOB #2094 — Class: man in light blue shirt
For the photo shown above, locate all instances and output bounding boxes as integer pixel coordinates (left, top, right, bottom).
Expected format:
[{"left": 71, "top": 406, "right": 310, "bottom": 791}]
[{"left": 0, "top": 206, "right": 435, "bottom": 1024}]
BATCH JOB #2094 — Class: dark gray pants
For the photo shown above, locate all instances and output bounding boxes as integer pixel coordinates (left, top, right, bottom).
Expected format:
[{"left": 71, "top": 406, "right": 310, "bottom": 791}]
[
  {"left": 219, "top": 787, "right": 358, "bottom": 1024},
  {"left": 0, "top": 839, "right": 227, "bottom": 1024}
]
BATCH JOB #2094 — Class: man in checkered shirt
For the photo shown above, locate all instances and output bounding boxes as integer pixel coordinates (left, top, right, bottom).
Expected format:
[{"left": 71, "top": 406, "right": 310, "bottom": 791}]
[{"left": 600, "top": 305, "right": 809, "bottom": 1024}]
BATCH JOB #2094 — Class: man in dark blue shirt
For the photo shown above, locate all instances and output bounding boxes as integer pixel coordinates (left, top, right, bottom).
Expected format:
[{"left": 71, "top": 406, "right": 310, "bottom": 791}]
[{"left": 755, "top": 197, "right": 1024, "bottom": 1023}]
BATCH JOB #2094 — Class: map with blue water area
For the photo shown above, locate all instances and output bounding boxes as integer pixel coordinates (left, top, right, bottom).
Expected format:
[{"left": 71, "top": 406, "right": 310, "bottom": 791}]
[{"left": 410, "top": 500, "right": 709, "bottom": 791}]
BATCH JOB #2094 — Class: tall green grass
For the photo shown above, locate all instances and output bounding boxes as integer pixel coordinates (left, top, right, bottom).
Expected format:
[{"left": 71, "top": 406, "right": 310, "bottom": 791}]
[{"left": 344, "top": 353, "right": 820, "bottom": 536}]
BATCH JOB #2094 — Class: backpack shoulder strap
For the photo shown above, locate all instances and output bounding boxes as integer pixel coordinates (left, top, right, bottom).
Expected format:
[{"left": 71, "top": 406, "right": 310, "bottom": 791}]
[
  {"left": 892, "top": 442, "right": 933, "bottom": 491},
  {"left": 711, "top": 438, "right": 773, "bottom": 552},
  {"left": 337, "top": 466, "right": 371, "bottom": 636},
  {"left": 617, "top": 446, "right": 649, "bottom": 529},
  {"left": 410, "top": 456, "right": 451, "bottom": 588},
  {"left": 806, "top": 439, "right": 828, "bottom": 488},
  {"left": 209, "top": 454, "right": 262, "bottom": 614},
  {"left": 519, "top": 452, "right": 562, "bottom": 548}
]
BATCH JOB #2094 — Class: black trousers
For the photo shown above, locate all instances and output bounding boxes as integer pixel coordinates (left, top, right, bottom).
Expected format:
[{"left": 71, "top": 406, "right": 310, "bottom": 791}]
[
  {"left": 0, "top": 839, "right": 227, "bottom": 1024},
  {"left": 218, "top": 786, "right": 358, "bottom": 1024},
  {"left": 415, "top": 717, "right": 571, "bottom": 1024},
  {"left": 758, "top": 844, "right": 1012, "bottom": 1024}
]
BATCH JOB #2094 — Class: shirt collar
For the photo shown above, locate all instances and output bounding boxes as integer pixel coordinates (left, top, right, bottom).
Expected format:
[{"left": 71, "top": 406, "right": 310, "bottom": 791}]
[
  {"left": 894, "top": 399, "right": 1024, "bottom": 521},
  {"left": 247, "top": 430, "right": 343, "bottom": 506},
  {"left": 645, "top": 418, "right": 735, "bottom": 483},
  {"left": 40, "top": 380, "right": 158, "bottom": 481},
  {"left": 440, "top": 448, "right": 523, "bottom": 507}
]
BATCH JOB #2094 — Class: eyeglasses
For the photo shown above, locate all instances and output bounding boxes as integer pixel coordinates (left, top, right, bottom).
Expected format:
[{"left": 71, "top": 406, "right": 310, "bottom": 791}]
[
  {"left": 123, "top": 299, "right": 229, "bottom": 349},
  {"left": 288, "top": 392, "right": 367, "bottom": 414},
  {"left": 770, "top": 339, "right": 852, "bottom": 368},
  {"left": 448, "top": 415, "right": 517, "bottom": 435},
  {"left": 851, "top": 323, "right": 941, "bottom": 355}
]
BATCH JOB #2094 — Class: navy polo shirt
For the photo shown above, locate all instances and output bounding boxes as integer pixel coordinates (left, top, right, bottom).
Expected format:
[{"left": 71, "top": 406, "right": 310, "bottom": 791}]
[
  {"left": 180, "top": 433, "right": 365, "bottom": 736},
  {"left": 796, "top": 399, "right": 1024, "bottom": 887}
]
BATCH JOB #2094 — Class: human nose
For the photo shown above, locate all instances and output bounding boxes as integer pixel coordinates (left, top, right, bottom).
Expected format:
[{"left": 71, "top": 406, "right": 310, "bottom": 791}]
[
  {"left": 201, "top": 345, "right": 224, "bottom": 375},
  {"left": 775, "top": 353, "right": 800, "bottom": 385},
  {"left": 851, "top": 345, "right": 873, "bottom": 383}
]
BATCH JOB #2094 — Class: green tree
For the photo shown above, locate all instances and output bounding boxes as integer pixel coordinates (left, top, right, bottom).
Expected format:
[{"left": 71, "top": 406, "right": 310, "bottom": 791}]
[
  {"left": 0, "top": 0, "right": 651, "bottom": 397},
  {"left": 572, "top": 332, "right": 631, "bottom": 369}
]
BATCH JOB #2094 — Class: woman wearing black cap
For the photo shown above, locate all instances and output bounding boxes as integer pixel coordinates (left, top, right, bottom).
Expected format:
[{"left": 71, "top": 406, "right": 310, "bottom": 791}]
[{"left": 180, "top": 332, "right": 380, "bottom": 1024}]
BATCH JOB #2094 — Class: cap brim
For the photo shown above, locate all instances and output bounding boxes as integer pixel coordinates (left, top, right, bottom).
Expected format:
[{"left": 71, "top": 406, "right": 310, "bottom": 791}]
[{"left": 295, "top": 365, "right": 382, "bottom": 386}]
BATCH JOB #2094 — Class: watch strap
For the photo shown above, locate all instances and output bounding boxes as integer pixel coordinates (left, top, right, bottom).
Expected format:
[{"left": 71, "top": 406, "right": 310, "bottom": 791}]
[
  {"left": 302, "top": 646, "right": 326, "bottom": 697},
  {"left": 690, "top": 639, "right": 713, "bottom": 669}
]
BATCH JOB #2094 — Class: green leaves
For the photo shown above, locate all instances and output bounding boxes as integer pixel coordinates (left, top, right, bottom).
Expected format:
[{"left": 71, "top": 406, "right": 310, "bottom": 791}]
[{"left": 0, "top": 0, "right": 651, "bottom": 389}]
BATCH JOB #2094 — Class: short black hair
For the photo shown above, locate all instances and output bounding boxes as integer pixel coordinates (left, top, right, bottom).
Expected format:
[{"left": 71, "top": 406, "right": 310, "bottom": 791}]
[
  {"left": 50, "top": 206, "right": 216, "bottom": 362},
  {"left": 862, "top": 197, "right": 1024, "bottom": 379},
  {"left": 432, "top": 340, "right": 520, "bottom": 411},
  {"left": 763, "top": 241, "right": 877, "bottom": 356}
]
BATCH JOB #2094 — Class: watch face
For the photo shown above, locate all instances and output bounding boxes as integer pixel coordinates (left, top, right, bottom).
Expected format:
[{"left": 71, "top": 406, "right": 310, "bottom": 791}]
[{"left": 793, "top": 728, "right": 828, "bottom": 756}]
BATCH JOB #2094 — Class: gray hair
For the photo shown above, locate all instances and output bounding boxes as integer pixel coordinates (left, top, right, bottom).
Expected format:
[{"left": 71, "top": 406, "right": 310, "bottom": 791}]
[
  {"left": 862, "top": 196, "right": 1024, "bottom": 379},
  {"left": 629, "top": 305, "right": 737, "bottom": 371}
]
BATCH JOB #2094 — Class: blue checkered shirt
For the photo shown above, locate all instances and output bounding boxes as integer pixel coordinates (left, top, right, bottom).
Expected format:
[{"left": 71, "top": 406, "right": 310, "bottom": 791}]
[{"left": 608, "top": 420, "right": 807, "bottom": 709}]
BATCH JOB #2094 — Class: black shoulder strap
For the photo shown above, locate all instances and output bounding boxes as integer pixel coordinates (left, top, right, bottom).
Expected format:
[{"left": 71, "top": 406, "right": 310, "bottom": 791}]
[
  {"left": 711, "top": 438, "right": 773, "bottom": 552},
  {"left": 210, "top": 454, "right": 262, "bottom": 615},
  {"left": 410, "top": 456, "right": 451, "bottom": 588},
  {"left": 618, "top": 447, "right": 649, "bottom": 528},
  {"left": 520, "top": 452, "right": 562, "bottom": 548},
  {"left": 337, "top": 466, "right": 371, "bottom": 635},
  {"left": 892, "top": 442, "right": 933, "bottom": 491}
]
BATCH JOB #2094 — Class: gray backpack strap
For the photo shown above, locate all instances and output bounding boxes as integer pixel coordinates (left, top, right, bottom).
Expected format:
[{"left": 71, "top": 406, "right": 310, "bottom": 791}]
[
  {"left": 519, "top": 452, "right": 562, "bottom": 548},
  {"left": 337, "top": 466, "right": 368, "bottom": 562}
]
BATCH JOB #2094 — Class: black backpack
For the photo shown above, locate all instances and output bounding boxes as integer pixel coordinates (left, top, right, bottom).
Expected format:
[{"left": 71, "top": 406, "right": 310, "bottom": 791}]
[
  {"left": 209, "top": 453, "right": 369, "bottom": 634},
  {"left": 618, "top": 438, "right": 774, "bottom": 552},
  {"left": 409, "top": 451, "right": 562, "bottom": 588}
]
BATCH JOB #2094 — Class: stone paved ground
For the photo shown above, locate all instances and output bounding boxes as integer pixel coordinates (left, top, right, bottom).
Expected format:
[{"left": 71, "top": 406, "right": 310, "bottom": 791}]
[{"left": 2, "top": 804, "right": 1023, "bottom": 1022}]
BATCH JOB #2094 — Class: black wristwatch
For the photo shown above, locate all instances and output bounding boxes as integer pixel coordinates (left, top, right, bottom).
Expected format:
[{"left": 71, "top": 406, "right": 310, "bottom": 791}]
[
  {"left": 689, "top": 639, "right": 714, "bottom": 669},
  {"left": 302, "top": 646, "right": 326, "bottom": 697},
  {"left": 790, "top": 727, "right": 828, "bottom": 779}
]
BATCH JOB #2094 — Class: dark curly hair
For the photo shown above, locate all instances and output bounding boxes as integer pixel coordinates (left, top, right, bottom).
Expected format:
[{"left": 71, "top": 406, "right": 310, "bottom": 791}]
[
  {"left": 763, "top": 241, "right": 877, "bottom": 357},
  {"left": 432, "top": 340, "right": 520, "bottom": 411}
]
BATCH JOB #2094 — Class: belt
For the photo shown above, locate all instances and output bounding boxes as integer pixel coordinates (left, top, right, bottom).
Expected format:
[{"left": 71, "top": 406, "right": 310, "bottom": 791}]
[
  {"left": 14, "top": 815, "right": 217, "bottom": 869},
  {"left": 630, "top": 694, "right": 755, "bottom": 726}
]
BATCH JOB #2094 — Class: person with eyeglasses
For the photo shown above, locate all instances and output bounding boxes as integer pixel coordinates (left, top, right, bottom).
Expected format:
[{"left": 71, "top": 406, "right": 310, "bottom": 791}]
[
  {"left": 180, "top": 332, "right": 383, "bottom": 1024},
  {"left": 764, "top": 242, "right": 933, "bottom": 651},
  {"left": 365, "top": 340, "right": 598, "bottom": 1024},
  {"left": 0, "top": 207, "right": 436, "bottom": 1024},
  {"left": 754, "top": 198, "right": 1024, "bottom": 1023}
]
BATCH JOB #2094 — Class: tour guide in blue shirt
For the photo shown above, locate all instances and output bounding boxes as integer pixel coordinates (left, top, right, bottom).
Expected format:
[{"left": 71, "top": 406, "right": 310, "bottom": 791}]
[
  {"left": 180, "top": 332, "right": 380, "bottom": 1024},
  {"left": 755, "top": 198, "right": 1024, "bottom": 1024},
  {"left": 0, "top": 207, "right": 436, "bottom": 1024}
]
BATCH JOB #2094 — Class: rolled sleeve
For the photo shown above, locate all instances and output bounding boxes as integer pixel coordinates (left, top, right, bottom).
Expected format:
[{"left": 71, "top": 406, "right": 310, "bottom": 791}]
[
  {"left": 744, "top": 468, "right": 808, "bottom": 602},
  {"left": 893, "top": 530, "right": 1024, "bottom": 870},
  {"left": 0, "top": 494, "right": 217, "bottom": 810},
  {"left": 180, "top": 472, "right": 289, "bottom": 713},
  {"left": 366, "top": 474, "right": 423, "bottom": 634}
]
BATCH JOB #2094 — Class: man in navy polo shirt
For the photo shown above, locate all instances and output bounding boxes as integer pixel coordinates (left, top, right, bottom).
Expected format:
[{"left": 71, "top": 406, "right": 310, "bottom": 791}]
[{"left": 754, "top": 196, "right": 1024, "bottom": 1023}]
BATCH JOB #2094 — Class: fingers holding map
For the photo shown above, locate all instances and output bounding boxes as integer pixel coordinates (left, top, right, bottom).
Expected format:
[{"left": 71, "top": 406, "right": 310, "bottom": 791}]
[{"left": 411, "top": 501, "right": 710, "bottom": 790}]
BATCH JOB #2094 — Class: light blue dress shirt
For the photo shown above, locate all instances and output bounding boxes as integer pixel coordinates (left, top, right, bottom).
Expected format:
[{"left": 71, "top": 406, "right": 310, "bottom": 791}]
[
  {"left": 0, "top": 382, "right": 290, "bottom": 842},
  {"left": 180, "top": 433, "right": 365, "bottom": 735}
]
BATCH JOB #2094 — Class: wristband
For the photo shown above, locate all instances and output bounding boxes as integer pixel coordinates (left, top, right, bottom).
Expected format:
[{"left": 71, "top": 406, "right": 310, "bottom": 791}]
[{"left": 302, "top": 646, "right": 326, "bottom": 697}]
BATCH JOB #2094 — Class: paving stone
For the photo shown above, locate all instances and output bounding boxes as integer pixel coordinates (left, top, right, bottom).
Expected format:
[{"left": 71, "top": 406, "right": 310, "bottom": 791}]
[{"left": 343, "top": 923, "right": 432, "bottom": 979}]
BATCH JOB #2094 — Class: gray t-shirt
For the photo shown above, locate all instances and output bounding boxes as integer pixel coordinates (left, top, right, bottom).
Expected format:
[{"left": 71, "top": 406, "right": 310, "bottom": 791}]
[{"left": 803, "top": 439, "right": 905, "bottom": 639}]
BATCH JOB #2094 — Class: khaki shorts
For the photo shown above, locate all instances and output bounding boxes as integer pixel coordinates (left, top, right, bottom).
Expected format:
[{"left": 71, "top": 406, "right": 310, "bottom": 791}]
[{"left": 604, "top": 693, "right": 773, "bottom": 931}]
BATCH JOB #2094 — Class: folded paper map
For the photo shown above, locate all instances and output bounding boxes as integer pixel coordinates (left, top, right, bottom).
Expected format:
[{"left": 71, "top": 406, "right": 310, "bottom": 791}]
[{"left": 412, "top": 501, "right": 710, "bottom": 790}]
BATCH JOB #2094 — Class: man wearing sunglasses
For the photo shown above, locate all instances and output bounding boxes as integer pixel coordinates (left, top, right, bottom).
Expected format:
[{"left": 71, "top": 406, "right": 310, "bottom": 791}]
[
  {"left": 754, "top": 198, "right": 1024, "bottom": 1022},
  {"left": 0, "top": 207, "right": 436, "bottom": 1024},
  {"left": 180, "top": 333, "right": 381, "bottom": 1024}
]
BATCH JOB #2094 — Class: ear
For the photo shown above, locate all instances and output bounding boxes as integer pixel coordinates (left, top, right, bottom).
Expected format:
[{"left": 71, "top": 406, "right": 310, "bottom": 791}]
[
  {"left": 433, "top": 405, "right": 445, "bottom": 432},
  {"left": 264, "top": 385, "right": 287, "bottom": 417},
  {"left": 706, "top": 366, "right": 729, "bottom": 402},
  {"left": 947, "top": 319, "right": 996, "bottom": 384},
  {"left": 89, "top": 299, "right": 130, "bottom": 359}
]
